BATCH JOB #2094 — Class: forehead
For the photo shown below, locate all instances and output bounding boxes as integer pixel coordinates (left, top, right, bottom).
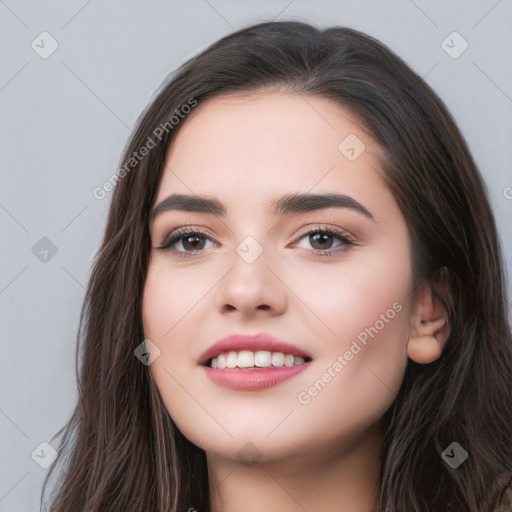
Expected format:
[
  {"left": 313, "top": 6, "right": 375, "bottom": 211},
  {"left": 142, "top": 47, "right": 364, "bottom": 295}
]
[{"left": 155, "top": 91, "right": 392, "bottom": 217}]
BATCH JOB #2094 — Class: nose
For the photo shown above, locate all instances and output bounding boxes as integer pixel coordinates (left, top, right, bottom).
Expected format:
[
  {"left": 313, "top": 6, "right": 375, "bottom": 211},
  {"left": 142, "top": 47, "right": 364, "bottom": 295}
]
[{"left": 214, "top": 248, "right": 287, "bottom": 318}]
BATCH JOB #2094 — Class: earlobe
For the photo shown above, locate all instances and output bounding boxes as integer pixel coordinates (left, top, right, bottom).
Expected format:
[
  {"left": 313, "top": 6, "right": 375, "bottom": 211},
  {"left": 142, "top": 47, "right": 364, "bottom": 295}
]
[
  {"left": 406, "top": 335, "right": 443, "bottom": 364},
  {"left": 407, "top": 282, "right": 451, "bottom": 364}
]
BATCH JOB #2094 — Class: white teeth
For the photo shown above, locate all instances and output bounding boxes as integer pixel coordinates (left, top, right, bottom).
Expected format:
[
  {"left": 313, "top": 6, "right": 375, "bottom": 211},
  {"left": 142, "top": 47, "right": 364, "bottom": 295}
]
[
  {"left": 255, "top": 351, "right": 271, "bottom": 367},
  {"left": 209, "top": 350, "right": 309, "bottom": 369},
  {"left": 271, "top": 352, "right": 284, "bottom": 366},
  {"left": 237, "top": 350, "right": 254, "bottom": 368},
  {"left": 226, "top": 351, "right": 237, "bottom": 369},
  {"left": 284, "top": 354, "right": 295, "bottom": 367}
]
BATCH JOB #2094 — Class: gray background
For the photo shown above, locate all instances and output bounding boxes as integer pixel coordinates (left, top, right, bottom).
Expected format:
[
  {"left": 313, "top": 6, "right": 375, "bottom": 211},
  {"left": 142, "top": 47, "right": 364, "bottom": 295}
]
[{"left": 1, "top": 1, "right": 511, "bottom": 510}]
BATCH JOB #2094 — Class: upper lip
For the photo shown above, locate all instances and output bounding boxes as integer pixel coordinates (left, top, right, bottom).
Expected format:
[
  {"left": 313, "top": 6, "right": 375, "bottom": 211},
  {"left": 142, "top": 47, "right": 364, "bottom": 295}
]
[{"left": 198, "top": 333, "right": 313, "bottom": 365}]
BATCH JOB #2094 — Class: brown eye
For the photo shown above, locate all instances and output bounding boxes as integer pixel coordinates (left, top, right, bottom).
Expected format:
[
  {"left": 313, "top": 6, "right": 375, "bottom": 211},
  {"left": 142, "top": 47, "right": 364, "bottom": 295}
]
[
  {"left": 309, "top": 232, "right": 336, "bottom": 251},
  {"left": 181, "top": 234, "right": 207, "bottom": 251},
  {"left": 158, "top": 229, "right": 218, "bottom": 257},
  {"left": 293, "top": 228, "right": 355, "bottom": 257}
]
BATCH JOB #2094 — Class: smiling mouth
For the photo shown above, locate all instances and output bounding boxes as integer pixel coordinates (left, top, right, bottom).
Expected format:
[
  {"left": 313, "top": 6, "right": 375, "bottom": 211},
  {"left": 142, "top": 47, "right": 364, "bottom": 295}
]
[{"left": 203, "top": 350, "right": 313, "bottom": 369}]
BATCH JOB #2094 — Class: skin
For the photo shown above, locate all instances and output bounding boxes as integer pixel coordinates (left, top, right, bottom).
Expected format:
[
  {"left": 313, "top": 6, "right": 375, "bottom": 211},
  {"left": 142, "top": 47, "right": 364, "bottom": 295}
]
[{"left": 142, "top": 91, "right": 450, "bottom": 512}]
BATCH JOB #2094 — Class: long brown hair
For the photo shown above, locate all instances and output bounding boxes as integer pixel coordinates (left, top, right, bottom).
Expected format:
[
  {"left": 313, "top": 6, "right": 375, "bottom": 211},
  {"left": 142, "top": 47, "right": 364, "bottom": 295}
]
[{"left": 42, "top": 21, "right": 512, "bottom": 511}]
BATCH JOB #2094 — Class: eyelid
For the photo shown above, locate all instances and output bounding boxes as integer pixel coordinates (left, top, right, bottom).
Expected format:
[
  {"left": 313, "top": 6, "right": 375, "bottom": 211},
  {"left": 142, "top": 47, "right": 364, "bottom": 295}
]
[
  {"left": 157, "top": 226, "right": 218, "bottom": 252},
  {"left": 156, "top": 223, "right": 357, "bottom": 259},
  {"left": 293, "top": 223, "right": 356, "bottom": 243},
  {"left": 289, "top": 225, "right": 356, "bottom": 255}
]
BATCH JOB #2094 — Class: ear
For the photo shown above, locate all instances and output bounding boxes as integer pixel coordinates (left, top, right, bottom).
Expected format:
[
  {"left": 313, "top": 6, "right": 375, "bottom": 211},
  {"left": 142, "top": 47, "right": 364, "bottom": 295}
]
[{"left": 407, "top": 281, "right": 451, "bottom": 364}]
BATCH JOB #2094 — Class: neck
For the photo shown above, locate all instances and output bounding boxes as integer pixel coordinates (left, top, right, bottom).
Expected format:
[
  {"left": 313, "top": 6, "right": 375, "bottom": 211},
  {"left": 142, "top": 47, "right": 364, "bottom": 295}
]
[{"left": 207, "top": 421, "right": 384, "bottom": 512}]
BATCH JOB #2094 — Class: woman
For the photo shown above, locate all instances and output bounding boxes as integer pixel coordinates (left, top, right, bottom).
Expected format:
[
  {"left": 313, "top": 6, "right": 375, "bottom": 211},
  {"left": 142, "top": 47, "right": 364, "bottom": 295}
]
[{"left": 43, "top": 21, "right": 512, "bottom": 511}]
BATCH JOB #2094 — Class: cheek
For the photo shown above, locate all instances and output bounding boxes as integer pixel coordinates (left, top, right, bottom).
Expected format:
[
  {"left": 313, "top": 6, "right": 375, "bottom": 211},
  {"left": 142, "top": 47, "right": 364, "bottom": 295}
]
[
  {"left": 142, "top": 266, "right": 171, "bottom": 340},
  {"left": 294, "top": 239, "right": 412, "bottom": 349},
  {"left": 294, "top": 232, "right": 412, "bottom": 408},
  {"left": 288, "top": 268, "right": 411, "bottom": 450},
  {"left": 142, "top": 258, "right": 212, "bottom": 343},
  {"left": 141, "top": 258, "right": 223, "bottom": 444},
  {"left": 141, "top": 261, "right": 200, "bottom": 392}
]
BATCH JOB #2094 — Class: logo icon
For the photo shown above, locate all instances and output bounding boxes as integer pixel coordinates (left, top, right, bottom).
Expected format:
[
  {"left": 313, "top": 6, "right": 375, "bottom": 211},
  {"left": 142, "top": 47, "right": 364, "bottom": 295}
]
[
  {"left": 236, "top": 236, "right": 263, "bottom": 264},
  {"left": 236, "top": 442, "right": 262, "bottom": 466},
  {"left": 31, "top": 441, "right": 58, "bottom": 469},
  {"left": 441, "top": 441, "right": 468, "bottom": 469},
  {"left": 31, "top": 32, "right": 59, "bottom": 59},
  {"left": 338, "top": 134, "right": 366, "bottom": 162},
  {"left": 441, "top": 32, "right": 469, "bottom": 59},
  {"left": 32, "top": 237, "right": 58, "bottom": 263},
  {"left": 134, "top": 339, "right": 161, "bottom": 366}
]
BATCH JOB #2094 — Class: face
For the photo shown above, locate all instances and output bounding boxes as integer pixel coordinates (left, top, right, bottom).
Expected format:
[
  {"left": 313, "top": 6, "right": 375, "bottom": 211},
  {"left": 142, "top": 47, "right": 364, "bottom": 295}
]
[{"left": 142, "top": 91, "right": 414, "bottom": 464}]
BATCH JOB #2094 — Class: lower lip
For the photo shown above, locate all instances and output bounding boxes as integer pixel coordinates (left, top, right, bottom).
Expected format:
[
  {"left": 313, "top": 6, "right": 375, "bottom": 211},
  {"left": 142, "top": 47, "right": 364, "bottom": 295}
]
[{"left": 202, "top": 363, "right": 310, "bottom": 390}]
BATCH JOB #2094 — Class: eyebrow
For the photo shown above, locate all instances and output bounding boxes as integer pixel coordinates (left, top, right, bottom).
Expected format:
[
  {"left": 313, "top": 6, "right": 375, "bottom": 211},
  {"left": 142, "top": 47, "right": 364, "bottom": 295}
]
[{"left": 150, "top": 192, "right": 375, "bottom": 222}]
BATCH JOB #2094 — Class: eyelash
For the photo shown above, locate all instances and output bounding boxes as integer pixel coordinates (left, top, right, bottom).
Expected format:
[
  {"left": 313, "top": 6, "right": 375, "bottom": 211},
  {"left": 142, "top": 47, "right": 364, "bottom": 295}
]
[{"left": 157, "top": 225, "right": 356, "bottom": 260}]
